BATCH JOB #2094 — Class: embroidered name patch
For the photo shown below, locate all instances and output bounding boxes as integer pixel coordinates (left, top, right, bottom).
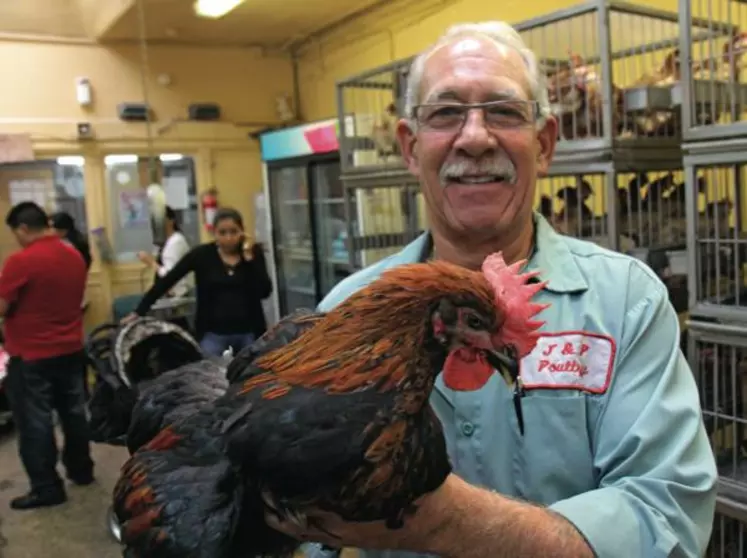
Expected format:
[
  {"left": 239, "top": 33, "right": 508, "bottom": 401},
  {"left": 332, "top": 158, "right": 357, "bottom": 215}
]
[{"left": 519, "top": 331, "right": 616, "bottom": 393}]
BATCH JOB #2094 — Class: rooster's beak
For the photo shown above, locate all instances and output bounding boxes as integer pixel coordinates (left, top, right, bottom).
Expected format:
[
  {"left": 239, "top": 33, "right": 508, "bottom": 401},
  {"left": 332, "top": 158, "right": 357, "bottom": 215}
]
[
  {"left": 485, "top": 348, "right": 526, "bottom": 436},
  {"left": 485, "top": 348, "right": 520, "bottom": 387}
]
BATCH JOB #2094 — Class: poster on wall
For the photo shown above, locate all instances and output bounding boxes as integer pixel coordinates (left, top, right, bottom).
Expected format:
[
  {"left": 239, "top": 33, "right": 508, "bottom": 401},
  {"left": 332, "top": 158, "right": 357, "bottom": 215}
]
[{"left": 118, "top": 190, "right": 150, "bottom": 229}]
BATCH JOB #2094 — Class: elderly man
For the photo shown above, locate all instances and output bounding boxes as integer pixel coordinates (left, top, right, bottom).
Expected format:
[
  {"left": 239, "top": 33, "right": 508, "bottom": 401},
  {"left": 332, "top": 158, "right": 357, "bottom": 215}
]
[{"left": 270, "top": 21, "right": 717, "bottom": 558}]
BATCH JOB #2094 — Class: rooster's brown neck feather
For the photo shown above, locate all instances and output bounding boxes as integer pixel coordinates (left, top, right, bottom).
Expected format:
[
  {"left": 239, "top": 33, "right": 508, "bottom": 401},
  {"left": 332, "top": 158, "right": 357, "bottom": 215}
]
[{"left": 252, "top": 261, "right": 495, "bottom": 394}]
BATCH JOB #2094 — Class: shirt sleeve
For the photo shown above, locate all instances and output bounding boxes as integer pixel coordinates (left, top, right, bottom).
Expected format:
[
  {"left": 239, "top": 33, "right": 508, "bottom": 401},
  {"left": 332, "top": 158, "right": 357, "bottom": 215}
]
[
  {"left": 549, "top": 267, "right": 717, "bottom": 558},
  {"left": 135, "top": 247, "right": 197, "bottom": 315},
  {"left": 157, "top": 234, "right": 190, "bottom": 277},
  {"left": 0, "top": 254, "right": 28, "bottom": 305}
]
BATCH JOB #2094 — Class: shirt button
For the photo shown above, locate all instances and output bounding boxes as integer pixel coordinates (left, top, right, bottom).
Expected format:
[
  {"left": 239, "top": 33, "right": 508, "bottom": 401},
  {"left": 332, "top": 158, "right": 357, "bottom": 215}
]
[{"left": 461, "top": 422, "right": 475, "bottom": 436}]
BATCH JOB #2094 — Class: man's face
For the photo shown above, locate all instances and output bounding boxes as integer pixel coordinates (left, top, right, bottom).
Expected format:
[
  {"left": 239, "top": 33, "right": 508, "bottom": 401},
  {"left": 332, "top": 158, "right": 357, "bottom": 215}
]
[{"left": 397, "top": 36, "right": 557, "bottom": 241}]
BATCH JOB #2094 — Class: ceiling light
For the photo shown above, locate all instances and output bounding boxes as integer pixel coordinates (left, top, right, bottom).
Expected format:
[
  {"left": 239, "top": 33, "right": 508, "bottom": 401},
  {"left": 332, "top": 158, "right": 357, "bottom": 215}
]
[{"left": 194, "top": 0, "right": 244, "bottom": 19}]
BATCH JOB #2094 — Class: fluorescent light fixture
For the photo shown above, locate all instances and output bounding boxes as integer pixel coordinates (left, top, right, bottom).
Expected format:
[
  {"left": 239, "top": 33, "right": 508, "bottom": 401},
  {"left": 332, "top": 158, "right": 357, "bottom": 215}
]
[
  {"left": 56, "top": 156, "right": 85, "bottom": 167},
  {"left": 194, "top": 0, "right": 244, "bottom": 18},
  {"left": 159, "top": 153, "right": 184, "bottom": 162},
  {"left": 104, "top": 154, "right": 138, "bottom": 165}
]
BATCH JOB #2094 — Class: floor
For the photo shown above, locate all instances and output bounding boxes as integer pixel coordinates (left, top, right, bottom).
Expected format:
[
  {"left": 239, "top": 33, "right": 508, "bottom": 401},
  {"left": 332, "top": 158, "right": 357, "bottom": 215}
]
[{"left": 0, "top": 426, "right": 128, "bottom": 557}]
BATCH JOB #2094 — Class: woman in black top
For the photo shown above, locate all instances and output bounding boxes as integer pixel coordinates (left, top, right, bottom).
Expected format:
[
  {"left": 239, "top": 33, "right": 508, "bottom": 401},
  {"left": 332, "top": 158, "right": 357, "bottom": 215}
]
[
  {"left": 132, "top": 208, "right": 273, "bottom": 357},
  {"left": 50, "top": 212, "right": 92, "bottom": 270}
]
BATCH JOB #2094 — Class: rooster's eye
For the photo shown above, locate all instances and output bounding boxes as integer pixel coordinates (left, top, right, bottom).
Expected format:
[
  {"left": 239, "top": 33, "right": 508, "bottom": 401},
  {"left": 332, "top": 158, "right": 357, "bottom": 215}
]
[{"left": 464, "top": 313, "right": 485, "bottom": 330}]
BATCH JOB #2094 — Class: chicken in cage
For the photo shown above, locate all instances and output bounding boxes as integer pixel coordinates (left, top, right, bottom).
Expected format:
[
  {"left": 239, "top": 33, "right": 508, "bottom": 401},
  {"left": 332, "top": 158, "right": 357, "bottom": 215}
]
[
  {"left": 337, "top": 61, "right": 411, "bottom": 173},
  {"left": 680, "top": 0, "right": 747, "bottom": 137},
  {"left": 537, "top": 172, "right": 625, "bottom": 249},
  {"left": 543, "top": 51, "right": 625, "bottom": 143},
  {"left": 684, "top": 157, "right": 747, "bottom": 316},
  {"left": 615, "top": 171, "right": 701, "bottom": 249}
]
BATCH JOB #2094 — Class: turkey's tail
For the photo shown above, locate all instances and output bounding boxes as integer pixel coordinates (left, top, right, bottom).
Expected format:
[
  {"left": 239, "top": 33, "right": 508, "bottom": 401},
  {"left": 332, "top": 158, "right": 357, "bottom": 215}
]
[{"left": 114, "top": 415, "right": 299, "bottom": 557}]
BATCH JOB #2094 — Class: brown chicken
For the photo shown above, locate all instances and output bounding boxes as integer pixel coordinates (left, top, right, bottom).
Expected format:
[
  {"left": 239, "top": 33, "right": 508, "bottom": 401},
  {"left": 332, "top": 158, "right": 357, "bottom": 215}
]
[{"left": 113, "top": 254, "right": 547, "bottom": 558}]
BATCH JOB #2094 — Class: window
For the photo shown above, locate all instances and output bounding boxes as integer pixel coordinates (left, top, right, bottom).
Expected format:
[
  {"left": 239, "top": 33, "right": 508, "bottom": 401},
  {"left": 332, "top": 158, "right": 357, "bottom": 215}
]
[
  {"left": 104, "top": 153, "right": 199, "bottom": 261},
  {"left": 0, "top": 157, "right": 87, "bottom": 262}
]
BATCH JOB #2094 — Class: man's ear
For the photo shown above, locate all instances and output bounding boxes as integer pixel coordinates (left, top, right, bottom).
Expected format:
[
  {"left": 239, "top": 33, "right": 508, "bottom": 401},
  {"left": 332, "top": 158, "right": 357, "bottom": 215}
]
[
  {"left": 396, "top": 119, "right": 419, "bottom": 178},
  {"left": 535, "top": 115, "right": 558, "bottom": 178}
]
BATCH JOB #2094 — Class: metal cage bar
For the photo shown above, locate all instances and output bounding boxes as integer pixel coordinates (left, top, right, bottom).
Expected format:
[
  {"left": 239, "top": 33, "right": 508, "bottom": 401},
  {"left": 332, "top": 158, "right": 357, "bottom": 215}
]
[
  {"left": 684, "top": 140, "right": 747, "bottom": 323},
  {"left": 678, "top": 0, "right": 747, "bottom": 142}
]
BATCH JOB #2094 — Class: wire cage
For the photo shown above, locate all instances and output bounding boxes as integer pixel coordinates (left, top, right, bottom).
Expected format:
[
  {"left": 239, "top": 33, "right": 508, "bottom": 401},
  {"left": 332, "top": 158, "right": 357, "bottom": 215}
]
[
  {"left": 679, "top": 0, "right": 747, "bottom": 142},
  {"left": 342, "top": 171, "right": 425, "bottom": 269},
  {"left": 688, "top": 321, "right": 747, "bottom": 506},
  {"left": 539, "top": 153, "right": 690, "bottom": 311},
  {"left": 708, "top": 507, "right": 747, "bottom": 558},
  {"left": 514, "top": 1, "right": 715, "bottom": 158},
  {"left": 336, "top": 59, "right": 412, "bottom": 176},
  {"left": 683, "top": 143, "right": 747, "bottom": 322}
]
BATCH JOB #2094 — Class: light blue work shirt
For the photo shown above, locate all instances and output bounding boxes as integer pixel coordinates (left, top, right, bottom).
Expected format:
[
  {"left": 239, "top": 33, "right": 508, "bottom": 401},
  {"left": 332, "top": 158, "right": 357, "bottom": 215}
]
[{"left": 305, "top": 215, "right": 717, "bottom": 558}]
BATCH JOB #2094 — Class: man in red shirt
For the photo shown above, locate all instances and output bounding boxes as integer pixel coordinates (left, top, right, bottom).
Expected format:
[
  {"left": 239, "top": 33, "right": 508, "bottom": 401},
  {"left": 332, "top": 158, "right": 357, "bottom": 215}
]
[{"left": 0, "top": 201, "right": 94, "bottom": 510}]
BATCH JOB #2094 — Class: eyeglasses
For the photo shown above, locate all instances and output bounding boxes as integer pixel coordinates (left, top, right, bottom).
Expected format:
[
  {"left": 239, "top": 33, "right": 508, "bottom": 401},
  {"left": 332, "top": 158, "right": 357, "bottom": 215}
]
[{"left": 412, "top": 100, "right": 539, "bottom": 131}]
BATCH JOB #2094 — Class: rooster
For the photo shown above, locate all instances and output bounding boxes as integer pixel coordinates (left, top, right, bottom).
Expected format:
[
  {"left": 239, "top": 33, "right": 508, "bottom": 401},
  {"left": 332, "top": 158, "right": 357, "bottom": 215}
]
[{"left": 113, "top": 254, "right": 547, "bottom": 557}]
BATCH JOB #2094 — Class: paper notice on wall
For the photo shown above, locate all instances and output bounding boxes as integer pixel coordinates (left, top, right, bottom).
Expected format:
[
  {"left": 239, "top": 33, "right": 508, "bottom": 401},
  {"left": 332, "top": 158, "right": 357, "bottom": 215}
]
[
  {"left": 162, "top": 176, "right": 190, "bottom": 210},
  {"left": 8, "top": 179, "right": 49, "bottom": 208},
  {"left": 0, "top": 134, "right": 34, "bottom": 164},
  {"left": 118, "top": 190, "right": 150, "bottom": 228}
]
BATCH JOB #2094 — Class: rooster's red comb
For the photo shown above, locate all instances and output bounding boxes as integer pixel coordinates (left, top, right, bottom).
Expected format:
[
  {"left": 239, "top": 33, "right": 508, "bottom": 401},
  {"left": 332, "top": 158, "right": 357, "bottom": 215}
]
[{"left": 482, "top": 252, "right": 550, "bottom": 358}]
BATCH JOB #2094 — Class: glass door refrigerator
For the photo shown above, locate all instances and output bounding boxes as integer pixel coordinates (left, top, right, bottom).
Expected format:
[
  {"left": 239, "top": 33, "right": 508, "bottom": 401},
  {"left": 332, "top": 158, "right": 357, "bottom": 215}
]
[{"left": 259, "top": 119, "right": 357, "bottom": 317}]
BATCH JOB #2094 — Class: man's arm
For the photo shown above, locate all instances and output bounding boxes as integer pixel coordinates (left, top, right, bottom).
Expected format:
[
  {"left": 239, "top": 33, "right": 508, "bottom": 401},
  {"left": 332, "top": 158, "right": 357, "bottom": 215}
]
[
  {"left": 418, "top": 271, "right": 717, "bottom": 558},
  {"left": 0, "top": 255, "right": 27, "bottom": 317},
  {"left": 412, "top": 475, "right": 592, "bottom": 557}
]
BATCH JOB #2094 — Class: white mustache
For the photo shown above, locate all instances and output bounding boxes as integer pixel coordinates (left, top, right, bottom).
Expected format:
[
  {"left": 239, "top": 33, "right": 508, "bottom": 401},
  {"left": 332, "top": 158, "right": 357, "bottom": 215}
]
[{"left": 439, "top": 156, "right": 517, "bottom": 186}]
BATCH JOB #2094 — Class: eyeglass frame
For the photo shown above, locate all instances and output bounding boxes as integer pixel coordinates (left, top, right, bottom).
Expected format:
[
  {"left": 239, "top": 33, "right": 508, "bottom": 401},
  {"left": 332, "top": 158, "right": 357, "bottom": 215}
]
[{"left": 410, "top": 99, "right": 541, "bottom": 132}]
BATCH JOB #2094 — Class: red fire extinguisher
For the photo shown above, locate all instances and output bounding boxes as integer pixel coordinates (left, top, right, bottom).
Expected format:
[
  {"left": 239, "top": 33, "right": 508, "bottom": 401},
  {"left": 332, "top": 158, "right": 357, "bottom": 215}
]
[{"left": 201, "top": 188, "right": 219, "bottom": 233}]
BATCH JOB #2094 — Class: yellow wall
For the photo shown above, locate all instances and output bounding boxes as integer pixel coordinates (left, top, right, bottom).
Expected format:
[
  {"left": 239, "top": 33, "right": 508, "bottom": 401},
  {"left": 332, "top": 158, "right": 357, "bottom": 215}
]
[{"left": 0, "top": 37, "right": 294, "bottom": 328}]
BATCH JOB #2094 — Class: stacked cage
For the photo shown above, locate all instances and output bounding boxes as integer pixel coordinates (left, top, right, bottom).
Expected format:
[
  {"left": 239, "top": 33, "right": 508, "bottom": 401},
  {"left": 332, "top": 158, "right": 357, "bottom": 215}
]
[
  {"left": 515, "top": 1, "right": 726, "bottom": 304},
  {"left": 680, "top": 0, "right": 747, "bottom": 553},
  {"left": 335, "top": 0, "right": 747, "bottom": 551},
  {"left": 336, "top": 59, "right": 423, "bottom": 269},
  {"left": 335, "top": 1, "right": 705, "bottom": 287}
]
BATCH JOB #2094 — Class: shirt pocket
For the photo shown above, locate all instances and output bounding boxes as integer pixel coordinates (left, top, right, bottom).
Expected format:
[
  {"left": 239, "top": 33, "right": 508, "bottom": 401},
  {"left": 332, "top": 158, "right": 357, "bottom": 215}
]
[{"left": 514, "top": 391, "right": 596, "bottom": 505}]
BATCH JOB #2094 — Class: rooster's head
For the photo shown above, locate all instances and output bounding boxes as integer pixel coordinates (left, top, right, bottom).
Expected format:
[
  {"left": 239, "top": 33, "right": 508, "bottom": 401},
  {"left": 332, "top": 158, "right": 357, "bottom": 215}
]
[{"left": 433, "top": 253, "right": 548, "bottom": 392}]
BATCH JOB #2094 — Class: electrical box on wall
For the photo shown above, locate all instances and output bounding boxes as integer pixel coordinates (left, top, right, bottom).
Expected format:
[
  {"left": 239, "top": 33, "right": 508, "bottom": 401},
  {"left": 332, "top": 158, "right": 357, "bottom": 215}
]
[
  {"left": 117, "top": 103, "right": 151, "bottom": 122},
  {"left": 77, "top": 122, "right": 93, "bottom": 140},
  {"left": 188, "top": 103, "right": 221, "bottom": 121}
]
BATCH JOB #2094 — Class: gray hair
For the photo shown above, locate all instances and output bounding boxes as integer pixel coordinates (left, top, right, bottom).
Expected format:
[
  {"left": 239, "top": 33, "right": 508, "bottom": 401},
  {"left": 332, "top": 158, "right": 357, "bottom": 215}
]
[{"left": 403, "top": 21, "right": 552, "bottom": 129}]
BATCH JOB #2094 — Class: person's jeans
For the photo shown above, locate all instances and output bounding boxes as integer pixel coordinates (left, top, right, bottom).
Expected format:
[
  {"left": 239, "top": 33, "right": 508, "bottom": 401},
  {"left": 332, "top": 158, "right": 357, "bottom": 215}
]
[
  {"left": 199, "top": 332, "right": 256, "bottom": 357},
  {"left": 5, "top": 350, "right": 94, "bottom": 496}
]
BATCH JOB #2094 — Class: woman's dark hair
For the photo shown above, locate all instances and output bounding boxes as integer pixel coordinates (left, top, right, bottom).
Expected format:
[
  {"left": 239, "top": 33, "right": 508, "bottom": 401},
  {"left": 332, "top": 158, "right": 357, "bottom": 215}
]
[
  {"left": 213, "top": 207, "right": 244, "bottom": 230},
  {"left": 165, "top": 206, "right": 180, "bottom": 231},
  {"left": 50, "top": 211, "right": 92, "bottom": 270}
]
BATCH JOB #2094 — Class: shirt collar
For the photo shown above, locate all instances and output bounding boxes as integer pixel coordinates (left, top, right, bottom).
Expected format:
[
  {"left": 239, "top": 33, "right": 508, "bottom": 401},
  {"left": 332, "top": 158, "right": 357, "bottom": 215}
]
[{"left": 411, "top": 213, "right": 588, "bottom": 294}]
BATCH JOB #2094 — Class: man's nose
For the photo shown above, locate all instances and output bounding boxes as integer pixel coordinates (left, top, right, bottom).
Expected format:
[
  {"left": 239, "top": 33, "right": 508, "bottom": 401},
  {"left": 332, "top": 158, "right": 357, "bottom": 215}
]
[{"left": 453, "top": 109, "right": 498, "bottom": 157}]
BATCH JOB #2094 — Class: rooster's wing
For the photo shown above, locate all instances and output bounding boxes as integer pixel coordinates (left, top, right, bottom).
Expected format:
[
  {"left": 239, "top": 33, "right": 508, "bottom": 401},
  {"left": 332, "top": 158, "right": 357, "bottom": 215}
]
[
  {"left": 221, "top": 378, "right": 451, "bottom": 527},
  {"left": 115, "top": 406, "right": 247, "bottom": 558},
  {"left": 226, "top": 308, "right": 323, "bottom": 384},
  {"left": 126, "top": 360, "right": 228, "bottom": 454}
]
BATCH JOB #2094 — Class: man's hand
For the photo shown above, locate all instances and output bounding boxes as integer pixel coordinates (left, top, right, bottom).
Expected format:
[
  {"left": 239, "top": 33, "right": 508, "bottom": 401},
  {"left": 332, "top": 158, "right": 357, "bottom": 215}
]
[
  {"left": 264, "top": 474, "right": 594, "bottom": 558},
  {"left": 263, "top": 476, "right": 456, "bottom": 553}
]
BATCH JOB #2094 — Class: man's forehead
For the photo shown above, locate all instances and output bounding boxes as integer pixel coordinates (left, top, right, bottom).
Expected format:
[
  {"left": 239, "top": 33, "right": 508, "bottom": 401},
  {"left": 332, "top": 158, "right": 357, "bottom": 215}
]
[{"left": 421, "top": 35, "right": 531, "bottom": 101}]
